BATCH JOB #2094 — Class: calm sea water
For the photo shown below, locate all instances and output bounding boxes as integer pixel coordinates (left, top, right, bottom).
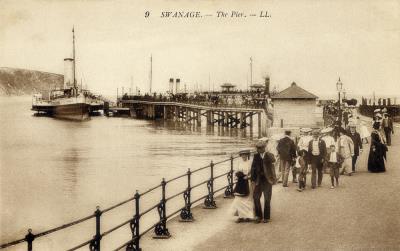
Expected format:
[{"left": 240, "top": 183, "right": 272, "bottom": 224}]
[{"left": 0, "top": 97, "right": 255, "bottom": 250}]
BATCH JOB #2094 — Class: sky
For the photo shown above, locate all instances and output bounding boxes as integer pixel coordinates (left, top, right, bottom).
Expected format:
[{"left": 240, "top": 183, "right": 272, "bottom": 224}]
[{"left": 1, "top": 0, "right": 399, "bottom": 97}]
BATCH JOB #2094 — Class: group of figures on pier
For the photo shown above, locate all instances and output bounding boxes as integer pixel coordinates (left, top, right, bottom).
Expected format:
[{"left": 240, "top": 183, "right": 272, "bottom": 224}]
[
  {"left": 121, "top": 91, "right": 270, "bottom": 109},
  {"left": 230, "top": 106, "right": 395, "bottom": 223}
]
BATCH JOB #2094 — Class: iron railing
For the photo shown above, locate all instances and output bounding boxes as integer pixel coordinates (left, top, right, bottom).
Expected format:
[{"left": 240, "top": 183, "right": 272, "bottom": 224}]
[{"left": 0, "top": 153, "right": 249, "bottom": 251}]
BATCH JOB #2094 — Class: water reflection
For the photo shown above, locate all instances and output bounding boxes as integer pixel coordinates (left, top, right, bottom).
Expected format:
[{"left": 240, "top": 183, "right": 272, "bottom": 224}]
[
  {"left": 60, "top": 148, "right": 80, "bottom": 195},
  {"left": 1, "top": 97, "right": 255, "bottom": 249}
]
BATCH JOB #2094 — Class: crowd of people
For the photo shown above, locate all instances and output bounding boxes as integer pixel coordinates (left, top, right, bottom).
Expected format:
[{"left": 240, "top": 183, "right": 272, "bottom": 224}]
[
  {"left": 230, "top": 107, "right": 395, "bottom": 224},
  {"left": 121, "top": 91, "right": 269, "bottom": 109}
]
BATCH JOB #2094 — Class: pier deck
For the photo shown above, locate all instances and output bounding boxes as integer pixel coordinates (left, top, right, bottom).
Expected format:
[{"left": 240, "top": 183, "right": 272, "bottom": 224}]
[{"left": 116, "top": 100, "right": 268, "bottom": 137}]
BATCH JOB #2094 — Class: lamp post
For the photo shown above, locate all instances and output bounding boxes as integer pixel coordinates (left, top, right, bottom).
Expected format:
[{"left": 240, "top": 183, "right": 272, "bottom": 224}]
[{"left": 336, "top": 77, "right": 343, "bottom": 128}]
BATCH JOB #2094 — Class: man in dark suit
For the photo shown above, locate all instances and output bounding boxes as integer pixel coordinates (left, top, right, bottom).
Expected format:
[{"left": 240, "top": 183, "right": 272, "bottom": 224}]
[
  {"left": 382, "top": 113, "right": 394, "bottom": 146},
  {"left": 348, "top": 124, "right": 362, "bottom": 173},
  {"left": 277, "top": 130, "right": 297, "bottom": 187},
  {"left": 308, "top": 130, "right": 327, "bottom": 189},
  {"left": 250, "top": 140, "right": 277, "bottom": 223}
]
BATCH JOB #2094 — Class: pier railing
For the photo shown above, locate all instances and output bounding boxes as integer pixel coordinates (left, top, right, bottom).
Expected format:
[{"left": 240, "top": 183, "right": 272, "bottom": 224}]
[
  {"left": 0, "top": 153, "right": 250, "bottom": 251},
  {"left": 118, "top": 96, "right": 268, "bottom": 110}
]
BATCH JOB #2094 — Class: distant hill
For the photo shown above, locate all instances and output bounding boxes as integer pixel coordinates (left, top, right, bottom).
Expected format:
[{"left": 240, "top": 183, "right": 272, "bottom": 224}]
[{"left": 0, "top": 67, "right": 63, "bottom": 96}]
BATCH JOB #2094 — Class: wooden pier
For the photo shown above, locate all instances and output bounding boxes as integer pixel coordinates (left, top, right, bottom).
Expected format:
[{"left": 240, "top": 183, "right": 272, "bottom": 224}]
[{"left": 117, "top": 100, "right": 267, "bottom": 137}]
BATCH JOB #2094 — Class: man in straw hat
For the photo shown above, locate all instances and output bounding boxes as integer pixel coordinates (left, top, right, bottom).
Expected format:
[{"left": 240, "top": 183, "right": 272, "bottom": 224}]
[
  {"left": 308, "top": 129, "right": 327, "bottom": 189},
  {"left": 250, "top": 139, "right": 277, "bottom": 223}
]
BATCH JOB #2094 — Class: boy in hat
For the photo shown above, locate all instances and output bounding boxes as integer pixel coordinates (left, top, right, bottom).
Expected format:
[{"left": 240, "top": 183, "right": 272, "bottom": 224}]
[
  {"left": 297, "top": 128, "right": 312, "bottom": 174},
  {"left": 296, "top": 150, "right": 308, "bottom": 192},
  {"left": 327, "top": 144, "right": 343, "bottom": 188}
]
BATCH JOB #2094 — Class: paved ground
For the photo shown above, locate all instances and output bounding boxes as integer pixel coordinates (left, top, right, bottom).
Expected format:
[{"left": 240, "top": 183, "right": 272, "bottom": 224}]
[{"left": 141, "top": 125, "right": 400, "bottom": 251}]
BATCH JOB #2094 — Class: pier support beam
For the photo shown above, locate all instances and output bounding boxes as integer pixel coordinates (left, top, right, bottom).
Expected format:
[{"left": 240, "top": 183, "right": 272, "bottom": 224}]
[
  {"left": 258, "top": 112, "right": 262, "bottom": 138},
  {"left": 197, "top": 109, "right": 201, "bottom": 127},
  {"left": 240, "top": 112, "right": 245, "bottom": 129},
  {"left": 235, "top": 112, "right": 239, "bottom": 128}
]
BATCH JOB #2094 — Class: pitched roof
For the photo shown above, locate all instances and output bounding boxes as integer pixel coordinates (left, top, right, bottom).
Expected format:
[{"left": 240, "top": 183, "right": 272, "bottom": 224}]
[{"left": 271, "top": 82, "right": 318, "bottom": 99}]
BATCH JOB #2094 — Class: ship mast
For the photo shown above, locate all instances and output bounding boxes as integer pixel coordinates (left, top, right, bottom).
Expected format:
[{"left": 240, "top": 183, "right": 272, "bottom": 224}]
[
  {"left": 250, "top": 57, "right": 253, "bottom": 86},
  {"left": 149, "top": 54, "right": 153, "bottom": 94},
  {"left": 72, "top": 26, "right": 77, "bottom": 89}
]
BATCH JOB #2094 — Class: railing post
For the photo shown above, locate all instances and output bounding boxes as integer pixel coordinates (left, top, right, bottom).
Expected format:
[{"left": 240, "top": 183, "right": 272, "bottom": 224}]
[
  {"left": 204, "top": 161, "right": 217, "bottom": 209},
  {"left": 153, "top": 178, "right": 171, "bottom": 238},
  {"left": 180, "top": 168, "right": 194, "bottom": 222},
  {"left": 89, "top": 206, "right": 102, "bottom": 251},
  {"left": 224, "top": 155, "right": 234, "bottom": 198},
  {"left": 127, "top": 190, "right": 141, "bottom": 251},
  {"left": 25, "top": 229, "right": 35, "bottom": 251}
]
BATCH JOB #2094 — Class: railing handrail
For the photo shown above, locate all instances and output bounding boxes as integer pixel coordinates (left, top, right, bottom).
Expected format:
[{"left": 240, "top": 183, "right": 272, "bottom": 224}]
[{"left": 0, "top": 153, "right": 246, "bottom": 250}]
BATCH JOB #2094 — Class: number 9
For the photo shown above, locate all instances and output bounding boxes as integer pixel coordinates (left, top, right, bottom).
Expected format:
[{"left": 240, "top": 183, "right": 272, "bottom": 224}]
[{"left": 145, "top": 11, "right": 150, "bottom": 18}]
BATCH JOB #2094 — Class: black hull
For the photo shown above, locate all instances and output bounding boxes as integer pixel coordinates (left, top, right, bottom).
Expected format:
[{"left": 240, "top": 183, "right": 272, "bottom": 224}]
[{"left": 53, "top": 103, "right": 90, "bottom": 120}]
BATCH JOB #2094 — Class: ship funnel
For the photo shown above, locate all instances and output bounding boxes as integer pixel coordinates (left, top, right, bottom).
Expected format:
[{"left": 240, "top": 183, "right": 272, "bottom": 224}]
[
  {"left": 176, "top": 78, "right": 181, "bottom": 94},
  {"left": 169, "top": 78, "right": 174, "bottom": 94},
  {"left": 264, "top": 76, "right": 270, "bottom": 95},
  {"left": 64, "top": 58, "right": 74, "bottom": 89}
]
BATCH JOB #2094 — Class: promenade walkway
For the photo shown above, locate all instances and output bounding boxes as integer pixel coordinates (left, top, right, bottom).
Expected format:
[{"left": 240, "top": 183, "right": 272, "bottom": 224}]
[{"left": 140, "top": 126, "right": 400, "bottom": 250}]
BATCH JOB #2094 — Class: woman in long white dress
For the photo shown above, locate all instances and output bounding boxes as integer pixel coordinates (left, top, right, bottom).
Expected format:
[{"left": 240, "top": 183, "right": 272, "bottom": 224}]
[{"left": 230, "top": 150, "right": 254, "bottom": 223}]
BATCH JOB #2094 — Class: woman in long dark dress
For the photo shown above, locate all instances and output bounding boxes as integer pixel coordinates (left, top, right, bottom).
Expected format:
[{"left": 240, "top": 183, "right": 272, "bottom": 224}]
[{"left": 368, "top": 122, "right": 387, "bottom": 173}]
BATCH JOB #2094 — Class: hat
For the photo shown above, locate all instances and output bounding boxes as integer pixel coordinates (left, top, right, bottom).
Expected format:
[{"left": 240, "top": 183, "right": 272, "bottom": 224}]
[
  {"left": 270, "top": 134, "right": 284, "bottom": 141},
  {"left": 300, "top": 128, "right": 312, "bottom": 133},
  {"left": 312, "top": 130, "right": 320, "bottom": 135},
  {"left": 255, "top": 141, "right": 266, "bottom": 148},
  {"left": 238, "top": 149, "right": 251, "bottom": 155},
  {"left": 258, "top": 137, "right": 269, "bottom": 142},
  {"left": 382, "top": 108, "right": 387, "bottom": 112},
  {"left": 374, "top": 109, "right": 381, "bottom": 113},
  {"left": 320, "top": 127, "right": 333, "bottom": 134},
  {"left": 376, "top": 113, "right": 382, "bottom": 118}
]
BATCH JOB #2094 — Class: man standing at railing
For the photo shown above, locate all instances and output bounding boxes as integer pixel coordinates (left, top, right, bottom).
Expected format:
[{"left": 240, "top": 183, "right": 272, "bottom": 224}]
[{"left": 251, "top": 140, "right": 277, "bottom": 224}]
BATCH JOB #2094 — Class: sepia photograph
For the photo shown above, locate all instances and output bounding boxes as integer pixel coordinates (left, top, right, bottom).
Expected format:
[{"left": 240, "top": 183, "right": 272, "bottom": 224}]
[{"left": 1, "top": 0, "right": 399, "bottom": 250}]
